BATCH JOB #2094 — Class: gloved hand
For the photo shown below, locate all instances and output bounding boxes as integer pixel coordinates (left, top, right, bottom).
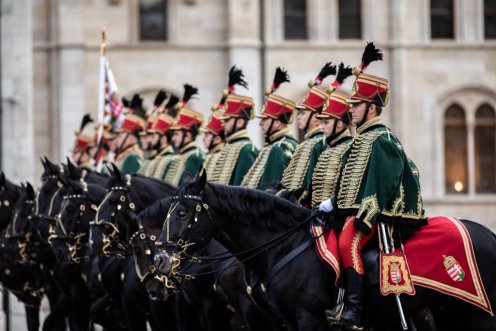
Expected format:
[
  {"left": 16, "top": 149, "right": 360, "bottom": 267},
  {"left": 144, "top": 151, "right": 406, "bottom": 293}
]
[{"left": 319, "top": 199, "right": 334, "bottom": 213}]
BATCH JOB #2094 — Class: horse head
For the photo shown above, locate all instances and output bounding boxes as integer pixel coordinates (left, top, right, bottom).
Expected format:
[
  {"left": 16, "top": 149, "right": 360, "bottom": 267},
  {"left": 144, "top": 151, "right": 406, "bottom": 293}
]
[
  {"left": 0, "top": 172, "right": 23, "bottom": 230},
  {"left": 5, "top": 182, "right": 38, "bottom": 265},
  {"left": 154, "top": 171, "right": 214, "bottom": 283},
  {"left": 37, "top": 157, "right": 66, "bottom": 244},
  {"left": 130, "top": 197, "right": 175, "bottom": 301},
  {"left": 51, "top": 174, "right": 105, "bottom": 264},
  {"left": 90, "top": 164, "right": 134, "bottom": 257}
]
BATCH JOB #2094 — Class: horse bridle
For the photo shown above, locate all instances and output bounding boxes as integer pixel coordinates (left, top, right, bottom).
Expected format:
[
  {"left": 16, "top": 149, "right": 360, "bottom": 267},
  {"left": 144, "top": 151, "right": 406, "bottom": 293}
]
[
  {"left": 37, "top": 175, "right": 64, "bottom": 238},
  {"left": 154, "top": 193, "right": 211, "bottom": 287},
  {"left": 91, "top": 175, "right": 135, "bottom": 258},
  {"left": 5, "top": 198, "right": 36, "bottom": 264}
]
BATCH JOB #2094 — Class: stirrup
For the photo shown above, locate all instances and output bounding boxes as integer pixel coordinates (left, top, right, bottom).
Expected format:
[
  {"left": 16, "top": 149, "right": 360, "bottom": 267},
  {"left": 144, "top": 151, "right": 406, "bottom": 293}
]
[
  {"left": 325, "top": 303, "right": 344, "bottom": 324},
  {"left": 341, "top": 322, "right": 364, "bottom": 331}
]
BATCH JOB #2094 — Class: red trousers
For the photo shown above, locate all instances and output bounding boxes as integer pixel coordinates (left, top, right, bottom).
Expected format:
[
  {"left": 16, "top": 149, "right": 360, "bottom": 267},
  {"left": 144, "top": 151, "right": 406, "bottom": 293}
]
[{"left": 338, "top": 216, "right": 376, "bottom": 275}]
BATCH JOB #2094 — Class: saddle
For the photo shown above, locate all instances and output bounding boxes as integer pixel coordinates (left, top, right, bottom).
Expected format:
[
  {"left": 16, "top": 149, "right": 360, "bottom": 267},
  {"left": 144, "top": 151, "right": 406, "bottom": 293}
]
[{"left": 313, "top": 216, "right": 492, "bottom": 314}]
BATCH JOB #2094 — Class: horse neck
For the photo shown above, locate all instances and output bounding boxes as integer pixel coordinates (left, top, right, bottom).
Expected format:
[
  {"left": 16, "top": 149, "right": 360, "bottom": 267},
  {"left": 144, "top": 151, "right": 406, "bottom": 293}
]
[{"left": 205, "top": 186, "right": 308, "bottom": 275}]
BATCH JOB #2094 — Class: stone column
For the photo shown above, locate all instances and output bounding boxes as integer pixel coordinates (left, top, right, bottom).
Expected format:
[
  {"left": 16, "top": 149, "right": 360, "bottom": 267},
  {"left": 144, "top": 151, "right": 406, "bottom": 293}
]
[
  {"left": 1, "top": 0, "right": 35, "bottom": 183},
  {"left": 227, "top": 0, "right": 263, "bottom": 147},
  {"left": 50, "top": 0, "right": 85, "bottom": 163}
]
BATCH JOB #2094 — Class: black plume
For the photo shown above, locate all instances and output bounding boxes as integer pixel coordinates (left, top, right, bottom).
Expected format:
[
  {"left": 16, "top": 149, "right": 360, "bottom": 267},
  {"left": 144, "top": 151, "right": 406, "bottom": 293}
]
[
  {"left": 79, "top": 114, "right": 94, "bottom": 132},
  {"left": 228, "top": 65, "right": 248, "bottom": 89},
  {"left": 129, "top": 94, "right": 143, "bottom": 110},
  {"left": 122, "top": 96, "right": 130, "bottom": 108},
  {"left": 361, "top": 42, "right": 383, "bottom": 69},
  {"left": 154, "top": 89, "right": 168, "bottom": 107},
  {"left": 316, "top": 62, "right": 337, "bottom": 80},
  {"left": 273, "top": 67, "right": 291, "bottom": 88},
  {"left": 165, "top": 94, "right": 180, "bottom": 118},
  {"left": 182, "top": 84, "right": 199, "bottom": 103},
  {"left": 335, "top": 63, "right": 353, "bottom": 86}
]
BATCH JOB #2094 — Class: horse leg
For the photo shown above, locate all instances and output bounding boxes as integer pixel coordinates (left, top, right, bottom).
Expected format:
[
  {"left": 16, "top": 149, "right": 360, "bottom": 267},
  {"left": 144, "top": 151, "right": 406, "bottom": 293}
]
[
  {"left": 42, "top": 293, "right": 69, "bottom": 331},
  {"left": 122, "top": 296, "right": 147, "bottom": 331},
  {"left": 69, "top": 282, "right": 91, "bottom": 331},
  {"left": 149, "top": 300, "right": 178, "bottom": 331},
  {"left": 25, "top": 305, "right": 40, "bottom": 331}
]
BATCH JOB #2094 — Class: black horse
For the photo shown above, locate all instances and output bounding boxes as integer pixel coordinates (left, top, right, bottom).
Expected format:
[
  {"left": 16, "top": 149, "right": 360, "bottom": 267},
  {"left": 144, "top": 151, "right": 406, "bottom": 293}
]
[
  {"left": 90, "top": 165, "right": 178, "bottom": 331},
  {"left": 155, "top": 172, "right": 496, "bottom": 331},
  {"left": 0, "top": 181, "right": 47, "bottom": 331}
]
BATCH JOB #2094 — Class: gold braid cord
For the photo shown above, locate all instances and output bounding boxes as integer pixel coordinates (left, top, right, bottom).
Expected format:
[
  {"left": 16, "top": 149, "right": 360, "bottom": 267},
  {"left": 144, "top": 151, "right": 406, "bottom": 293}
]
[
  {"left": 137, "top": 159, "right": 151, "bottom": 175},
  {"left": 152, "top": 154, "right": 178, "bottom": 180},
  {"left": 165, "top": 149, "right": 198, "bottom": 187},
  {"left": 210, "top": 140, "right": 251, "bottom": 184},
  {"left": 337, "top": 131, "right": 385, "bottom": 209},
  {"left": 204, "top": 150, "right": 223, "bottom": 180},
  {"left": 241, "top": 145, "right": 273, "bottom": 188},
  {"left": 281, "top": 137, "right": 321, "bottom": 190},
  {"left": 311, "top": 141, "right": 352, "bottom": 208}
]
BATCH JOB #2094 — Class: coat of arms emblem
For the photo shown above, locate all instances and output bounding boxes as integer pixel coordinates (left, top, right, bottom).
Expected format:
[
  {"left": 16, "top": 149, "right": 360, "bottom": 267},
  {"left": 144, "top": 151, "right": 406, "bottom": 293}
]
[{"left": 443, "top": 255, "right": 465, "bottom": 282}]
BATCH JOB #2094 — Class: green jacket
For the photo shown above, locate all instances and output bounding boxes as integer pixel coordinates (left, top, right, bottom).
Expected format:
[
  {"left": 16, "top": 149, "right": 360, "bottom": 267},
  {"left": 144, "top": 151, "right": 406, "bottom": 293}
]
[
  {"left": 302, "top": 129, "right": 352, "bottom": 209},
  {"left": 115, "top": 145, "right": 143, "bottom": 175},
  {"left": 242, "top": 128, "right": 298, "bottom": 190},
  {"left": 281, "top": 127, "right": 326, "bottom": 191},
  {"left": 210, "top": 130, "right": 259, "bottom": 185},
  {"left": 334, "top": 118, "right": 426, "bottom": 234},
  {"left": 164, "top": 142, "right": 205, "bottom": 187}
]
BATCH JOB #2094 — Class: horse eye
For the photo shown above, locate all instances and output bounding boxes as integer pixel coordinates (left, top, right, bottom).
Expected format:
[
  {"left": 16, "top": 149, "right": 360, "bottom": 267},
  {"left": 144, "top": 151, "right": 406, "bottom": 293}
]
[
  {"left": 178, "top": 210, "right": 188, "bottom": 220},
  {"left": 109, "top": 198, "right": 117, "bottom": 205},
  {"left": 67, "top": 205, "right": 76, "bottom": 213}
]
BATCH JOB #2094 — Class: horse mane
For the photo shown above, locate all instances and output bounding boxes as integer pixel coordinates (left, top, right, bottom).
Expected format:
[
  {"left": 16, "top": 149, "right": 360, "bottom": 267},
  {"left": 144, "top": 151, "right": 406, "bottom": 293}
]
[
  {"left": 206, "top": 183, "right": 311, "bottom": 231},
  {"left": 139, "top": 197, "right": 173, "bottom": 229},
  {"left": 107, "top": 174, "right": 177, "bottom": 211}
]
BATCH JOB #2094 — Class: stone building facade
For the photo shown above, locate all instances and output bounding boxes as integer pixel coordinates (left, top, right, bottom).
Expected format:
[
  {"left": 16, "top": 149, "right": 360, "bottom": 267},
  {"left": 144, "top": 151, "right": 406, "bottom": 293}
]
[
  {"left": 2, "top": 0, "right": 496, "bottom": 224},
  {"left": 1, "top": 0, "right": 496, "bottom": 328}
]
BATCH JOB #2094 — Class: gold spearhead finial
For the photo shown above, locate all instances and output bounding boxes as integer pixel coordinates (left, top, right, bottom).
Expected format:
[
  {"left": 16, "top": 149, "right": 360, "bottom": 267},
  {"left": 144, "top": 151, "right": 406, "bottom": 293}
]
[{"left": 100, "top": 27, "right": 107, "bottom": 56}]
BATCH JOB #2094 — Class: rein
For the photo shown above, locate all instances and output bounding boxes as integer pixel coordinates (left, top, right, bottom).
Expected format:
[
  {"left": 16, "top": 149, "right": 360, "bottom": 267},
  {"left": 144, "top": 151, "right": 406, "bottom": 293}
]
[{"left": 163, "top": 193, "right": 318, "bottom": 281}]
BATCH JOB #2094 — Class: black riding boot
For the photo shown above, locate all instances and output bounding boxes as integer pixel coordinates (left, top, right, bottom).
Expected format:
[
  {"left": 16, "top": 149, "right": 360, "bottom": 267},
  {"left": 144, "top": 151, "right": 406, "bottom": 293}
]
[{"left": 325, "top": 268, "right": 364, "bottom": 330}]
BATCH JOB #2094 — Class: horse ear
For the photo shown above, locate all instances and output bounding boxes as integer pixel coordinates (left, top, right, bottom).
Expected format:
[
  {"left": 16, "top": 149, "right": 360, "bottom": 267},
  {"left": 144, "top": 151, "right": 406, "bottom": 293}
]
[
  {"left": 40, "top": 157, "right": 47, "bottom": 169},
  {"left": 0, "top": 172, "right": 5, "bottom": 188},
  {"left": 66, "top": 157, "right": 79, "bottom": 179},
  {"left": 26, "top": 182, "right": 36, "bottom": 200},
  {"left": 112, "top": 163, "right": 122, "bottom": 179},
  {"left": 198, "top": 169, "right": 207, "bottom": 190}
]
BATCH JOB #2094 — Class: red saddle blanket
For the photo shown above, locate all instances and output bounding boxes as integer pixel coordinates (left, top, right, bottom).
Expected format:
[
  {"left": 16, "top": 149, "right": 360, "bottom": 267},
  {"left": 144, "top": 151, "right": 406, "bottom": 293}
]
[{"left": 312, "top": 216, "right": 492, "bottom": 314}]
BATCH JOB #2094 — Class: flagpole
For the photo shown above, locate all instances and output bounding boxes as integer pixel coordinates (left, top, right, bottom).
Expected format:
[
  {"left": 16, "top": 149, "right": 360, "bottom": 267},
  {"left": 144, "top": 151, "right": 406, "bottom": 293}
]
[{"left": 96, "top": 27, "right": 107, "bottom": 146}]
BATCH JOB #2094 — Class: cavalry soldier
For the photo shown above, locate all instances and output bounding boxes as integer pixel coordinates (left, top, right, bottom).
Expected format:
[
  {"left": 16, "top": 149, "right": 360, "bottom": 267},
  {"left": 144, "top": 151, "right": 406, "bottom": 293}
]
[
  {"left": 280, "top": 62, "right": 335, "bottom": 197},
  {"left": 137, "top": 90, "right": 168, "bottom": 176},
  {"left": 210, "top": 65, "right": 258, "bottom": 185},
  {"left": 72, "top": 114, "right": 97, "bottom": 169},
  {"left": 242, "top": 67, "right": 298, "bottom": 190},
  {"left": 303, "top": 63, "right": 354, "bottom": 209},
  {"left": 149, "top": 94, "right": 180, "bottom": 180},
  {"left": 321, "top": 43, "right": 426, "bottom": 330},
  {"left": 113, "top": 94, "right": 146, "bottom": 174},
  {"left": 201, "top": 110, "right": 225, "bottom": 179},
  {"left": 164, "top": 84, "right": 205, "bottom": 186}
]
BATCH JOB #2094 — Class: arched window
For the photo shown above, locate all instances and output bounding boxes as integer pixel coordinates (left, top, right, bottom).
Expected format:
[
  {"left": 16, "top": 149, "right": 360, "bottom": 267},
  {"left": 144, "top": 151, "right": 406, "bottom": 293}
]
[
  {"left": 444, "top": 104, "right": 468, "bottom": 194},
  {"left": 484, "top": 0, "right": 496, "bottom": 39},
  {"left": 431, "top": 0, "right": 454, "bottom": 39},
  {"left": 284, "top": 0, "right": 307, "bottom": 40},
  {"left": 338, "top": 0, "right": 361, "bottom": 39},
  {"left": 139, "top": 0, "right": 167, "bottom": 41},
  {"left": 475, "top": 104, "right": 496, "bottom": 193}
]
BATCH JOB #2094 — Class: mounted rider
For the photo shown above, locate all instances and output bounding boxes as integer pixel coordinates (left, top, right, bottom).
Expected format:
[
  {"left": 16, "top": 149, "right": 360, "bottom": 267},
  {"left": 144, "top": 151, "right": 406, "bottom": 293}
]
[
  {"left": 72, "top": 114, "right": 97, "bottom": 169},
  {"left": 149, "top": 94, "right": 180, "bottom": 180},
  {"left": 321, "top": 43, "right": 427, "bottom": 330},
  {"left": 209, "top": 65, "right": 259, "bottom": 185},
  {"left": 137, "top": 90, "right": 168, "bottom": 177},
  {"left": 201, "top": 110, "right": 225, "bottom": 180},
  {"left": 113, "top": 94, "right": 146, "bottom": 174},
  {"left": 164, "top": 84, "right": 205, "bottom": 187},
  {"left": 241, "top": 67, "right": 298, "bottom": 191},
  {"left": 303, "top": 63, "right": 355, "bottom": 209},
  {"left": 280, "top": 62, "right": 336, "bottom": 200}
]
